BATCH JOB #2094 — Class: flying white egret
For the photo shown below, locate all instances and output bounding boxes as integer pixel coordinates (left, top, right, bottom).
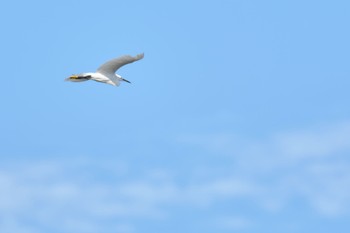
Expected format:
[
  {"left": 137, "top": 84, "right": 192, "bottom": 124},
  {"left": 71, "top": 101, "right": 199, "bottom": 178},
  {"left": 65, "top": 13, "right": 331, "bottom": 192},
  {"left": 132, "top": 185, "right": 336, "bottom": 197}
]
[{"left": 65, "top": 53, "right": 144, "bottom": 86}]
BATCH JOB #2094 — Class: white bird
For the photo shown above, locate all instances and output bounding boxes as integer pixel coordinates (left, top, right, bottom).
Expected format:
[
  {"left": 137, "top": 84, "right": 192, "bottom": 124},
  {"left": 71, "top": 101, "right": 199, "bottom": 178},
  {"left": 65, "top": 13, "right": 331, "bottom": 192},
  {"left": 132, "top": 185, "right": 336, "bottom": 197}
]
[{"left": 66, "top": 53, "right": 144, "bottom": 86}]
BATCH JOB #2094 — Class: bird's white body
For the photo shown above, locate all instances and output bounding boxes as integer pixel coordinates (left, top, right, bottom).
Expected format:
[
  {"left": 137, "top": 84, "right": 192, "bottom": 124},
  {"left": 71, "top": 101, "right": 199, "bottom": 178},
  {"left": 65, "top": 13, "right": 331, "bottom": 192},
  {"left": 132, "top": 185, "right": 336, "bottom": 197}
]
[
  {"left": 66, "top": 53, "right": 144, "bottom": 86},
  {"left": 86, "top": 72, "right": 122, "bottom": 86}
]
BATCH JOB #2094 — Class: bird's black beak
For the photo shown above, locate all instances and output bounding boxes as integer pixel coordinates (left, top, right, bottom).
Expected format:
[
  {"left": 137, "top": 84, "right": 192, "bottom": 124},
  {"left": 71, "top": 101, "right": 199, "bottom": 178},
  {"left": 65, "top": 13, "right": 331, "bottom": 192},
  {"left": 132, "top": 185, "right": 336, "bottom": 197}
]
[{"left": 121, "top": 78, "right": 131, "bottom": 83}]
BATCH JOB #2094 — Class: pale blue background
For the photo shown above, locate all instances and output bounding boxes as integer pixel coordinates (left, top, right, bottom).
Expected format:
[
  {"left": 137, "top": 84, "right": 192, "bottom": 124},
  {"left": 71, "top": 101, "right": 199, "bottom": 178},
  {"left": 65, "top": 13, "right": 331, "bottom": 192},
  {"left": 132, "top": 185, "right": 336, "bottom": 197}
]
[{"left": 0, "top": 0, "right": 349, "bottom": 233}]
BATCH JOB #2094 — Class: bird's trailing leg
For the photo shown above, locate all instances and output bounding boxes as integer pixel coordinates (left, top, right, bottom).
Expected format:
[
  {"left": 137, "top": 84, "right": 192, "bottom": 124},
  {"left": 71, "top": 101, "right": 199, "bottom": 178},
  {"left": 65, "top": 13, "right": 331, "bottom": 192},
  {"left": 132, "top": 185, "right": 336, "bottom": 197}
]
[{"left": 65, "top": 74, "right": 92, "bottom": 82}]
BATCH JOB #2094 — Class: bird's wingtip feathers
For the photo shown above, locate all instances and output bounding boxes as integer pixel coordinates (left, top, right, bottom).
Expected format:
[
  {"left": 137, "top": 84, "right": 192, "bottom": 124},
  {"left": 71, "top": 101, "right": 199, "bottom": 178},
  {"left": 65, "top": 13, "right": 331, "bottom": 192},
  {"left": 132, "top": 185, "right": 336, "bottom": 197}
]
[{"left": 136, "top": 53, "right": 144, "bottom": 60}]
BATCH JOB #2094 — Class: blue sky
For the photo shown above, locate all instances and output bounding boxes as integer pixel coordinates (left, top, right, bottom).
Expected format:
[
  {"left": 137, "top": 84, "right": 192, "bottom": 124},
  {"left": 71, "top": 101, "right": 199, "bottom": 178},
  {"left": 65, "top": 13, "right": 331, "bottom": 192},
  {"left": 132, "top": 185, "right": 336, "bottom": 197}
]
[{"left": 0, "top": 0, "right": 350, "bottom": 232}]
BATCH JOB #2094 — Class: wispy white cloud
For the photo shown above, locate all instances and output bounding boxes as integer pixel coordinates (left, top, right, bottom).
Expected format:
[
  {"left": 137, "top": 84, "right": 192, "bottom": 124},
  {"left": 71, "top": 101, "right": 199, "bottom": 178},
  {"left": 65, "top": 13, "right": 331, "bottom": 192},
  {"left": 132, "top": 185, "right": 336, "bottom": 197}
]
[
  {"left": 214, "top": 215, "right": 252, "bottom": 230},
  {"left": 0, "top": 217, "right": 39, "bottom": 233},
  {"left": 0, "top": 158, "right": 258, "bottom": 232},
  {"left": 1, "top": 121, "right": 350, "bottom": 232},
  {"left": 183, "top": 178, "right": 257, "bottom": 206},
  {"left": 274, "top": 121, "right": 350, "bottom": 159},
  {"left": 178, "top": 120, "right": 350, "bottom": 216},
  {"left": 0, "top": 158, "right": 145, "bottom": 233}
]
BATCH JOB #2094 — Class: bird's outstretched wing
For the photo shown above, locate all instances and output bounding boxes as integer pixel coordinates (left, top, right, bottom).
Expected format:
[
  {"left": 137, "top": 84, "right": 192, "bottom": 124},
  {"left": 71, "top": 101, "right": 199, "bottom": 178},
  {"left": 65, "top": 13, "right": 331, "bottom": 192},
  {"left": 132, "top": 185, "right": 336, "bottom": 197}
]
[{"left": 97, "top": 53, "right": 144, "bottom": 75}]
